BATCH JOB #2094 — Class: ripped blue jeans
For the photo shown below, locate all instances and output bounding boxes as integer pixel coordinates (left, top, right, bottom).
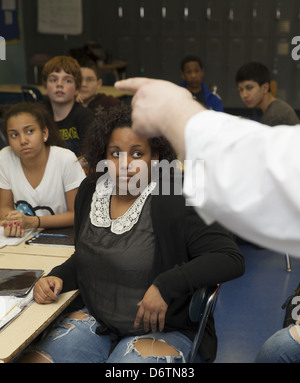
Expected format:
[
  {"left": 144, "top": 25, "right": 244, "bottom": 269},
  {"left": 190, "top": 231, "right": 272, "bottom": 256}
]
[{"left": 27, "top": 307, "right": 201, "bottom": 363}]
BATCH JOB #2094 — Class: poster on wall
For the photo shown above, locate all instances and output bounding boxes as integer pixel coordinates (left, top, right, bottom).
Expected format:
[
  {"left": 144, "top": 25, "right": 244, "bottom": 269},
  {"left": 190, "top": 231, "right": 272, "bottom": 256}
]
[
  {"left": 37, "top": 0, "right": 83, "bottom": 35},
  {"left": 0, "top": 0, "right": 21, "bottom": 42}
]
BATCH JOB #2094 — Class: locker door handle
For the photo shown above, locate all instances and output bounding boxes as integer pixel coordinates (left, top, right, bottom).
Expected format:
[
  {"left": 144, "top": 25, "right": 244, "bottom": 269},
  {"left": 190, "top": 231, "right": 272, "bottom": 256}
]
[
  {"left": 275, "top": 8, "right": 281, "bottom": 20},
  {"left": 118, "top": 6, "right": 123, "bottom": 18},
  {"left": 184, "top": 7, "right": 189, "bottom": 19},
  {"left": 140, "top": 7, "right": 145, "bottom": 18},
  {"left": 228, "top": 8, "right": 234, "bottom": 21},
  {"left": 206, "top": 7, "right": 212, "bottom": 20},
  {"left": 162, "top": 6, "right": 167, "bottom": 19}
]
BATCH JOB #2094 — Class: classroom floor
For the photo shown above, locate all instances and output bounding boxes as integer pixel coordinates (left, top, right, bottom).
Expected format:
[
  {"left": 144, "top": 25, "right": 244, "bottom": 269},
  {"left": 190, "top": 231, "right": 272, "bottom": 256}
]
[{"left": 213, "top": 242, "right": 300, "bottom": 363}]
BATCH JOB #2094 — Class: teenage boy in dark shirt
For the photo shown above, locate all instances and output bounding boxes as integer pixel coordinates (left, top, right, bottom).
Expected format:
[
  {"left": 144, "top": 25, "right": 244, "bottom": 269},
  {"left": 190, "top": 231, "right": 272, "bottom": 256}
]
[
  {"left": 77, "top": 59, "right": 122, "bottom": 115},
  {"left": 236, "top": 61, "right": 299, "bottom": 126},
  {"left": 180, "top": 54, "right": 224, "bottom": 112},
  {"left": 42, "top": 55, "right": 95, "bottom": 156}
]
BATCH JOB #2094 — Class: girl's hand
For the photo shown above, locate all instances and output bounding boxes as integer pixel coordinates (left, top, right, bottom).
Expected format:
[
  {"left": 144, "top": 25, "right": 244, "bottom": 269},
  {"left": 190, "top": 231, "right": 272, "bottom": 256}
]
[
  {"left": 134, "top": 284, "right": 168, "bottom": 333},
  {"left": 33, "top": 276, "right": 63, "bottom": 304},
  {"left": 1, "top": 221, "right": 24, "bottom": 237},
  {"left": 0, "top": 211, "right": 39, "bottom": 236},
  {"left": 0, "top": 211, "right": 25, "bottom": 237}
]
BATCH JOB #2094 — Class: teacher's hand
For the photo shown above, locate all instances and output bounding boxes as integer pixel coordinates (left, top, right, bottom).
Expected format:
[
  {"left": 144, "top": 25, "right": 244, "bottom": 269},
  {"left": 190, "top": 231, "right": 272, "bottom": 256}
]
[{"left": 115, "top": 77, "right": 204, "bottom": 159}]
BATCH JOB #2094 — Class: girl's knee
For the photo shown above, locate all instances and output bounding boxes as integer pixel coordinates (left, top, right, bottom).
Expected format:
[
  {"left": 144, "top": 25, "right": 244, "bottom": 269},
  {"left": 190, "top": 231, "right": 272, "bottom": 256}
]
[
  {"left": 134, "top": 338, "right": 180, "bottom": 358},
  {"left": 18, "top": 350, "right": 53, "bottom": 363},
  {"left": 122, "top": 337, "right": 185, "bottom": 363},
  {"left": 65, "top": 311, "right": 89, "bottom": 320}
]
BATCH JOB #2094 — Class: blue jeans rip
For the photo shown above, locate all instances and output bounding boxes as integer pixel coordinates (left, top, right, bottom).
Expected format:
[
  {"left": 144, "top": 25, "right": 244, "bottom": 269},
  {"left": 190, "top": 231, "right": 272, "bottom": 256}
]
[
  {"left": 19, "top": 307, "right": 196, "bottom": 363},
  {"left": 124, "top": 336, "right": 186, "bottom": 363},
  {"left": 50, "top": 311, "right": 96, "bottom": 341}
]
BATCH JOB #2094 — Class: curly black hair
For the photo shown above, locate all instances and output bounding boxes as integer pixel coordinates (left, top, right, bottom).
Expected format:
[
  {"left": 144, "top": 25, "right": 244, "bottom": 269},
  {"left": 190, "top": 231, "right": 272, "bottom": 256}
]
[{"left": 82, "top": 104, "right": 177, "bottom": 181}]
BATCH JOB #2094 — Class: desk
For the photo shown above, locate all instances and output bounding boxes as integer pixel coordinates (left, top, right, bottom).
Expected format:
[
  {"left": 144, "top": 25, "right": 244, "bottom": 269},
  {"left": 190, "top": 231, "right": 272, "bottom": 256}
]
[
  {"left": 0, "top": 84, "right": 132, "bottom": 99},
  {"left": 100, "top": 85, "right": 132, "bottom": 98},
  {"left": 0, "top": 229, "right": 74, "bottom": 258},
  {"left": 0, "top": 252, "right": 78, "bottom": 363},
  {"left": 0, "top": 240, "right": 74, "bottom": 258},
  {"left": 98, "top": 59, "right": 127, "bottom": 81}
]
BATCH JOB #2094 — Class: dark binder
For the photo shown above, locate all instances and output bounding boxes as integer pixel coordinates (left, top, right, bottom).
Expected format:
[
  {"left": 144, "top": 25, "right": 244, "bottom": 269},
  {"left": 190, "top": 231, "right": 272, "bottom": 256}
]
[
  {"left": 25, "top": 227, "right": 75, "bottom": 247},
  {"left": 0, "top": 269, "right": 44, "bottom": 296}
]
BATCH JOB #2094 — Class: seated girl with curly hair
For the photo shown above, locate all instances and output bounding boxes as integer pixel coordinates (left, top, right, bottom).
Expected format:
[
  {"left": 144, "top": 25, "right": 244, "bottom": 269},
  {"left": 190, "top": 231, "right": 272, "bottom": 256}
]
[{"left": 20, "top": 105, "right": 244, "bottom": 363}]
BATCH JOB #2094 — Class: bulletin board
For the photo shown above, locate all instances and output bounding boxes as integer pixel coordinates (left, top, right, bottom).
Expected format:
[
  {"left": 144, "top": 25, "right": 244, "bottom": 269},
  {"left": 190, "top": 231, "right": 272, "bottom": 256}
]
[
  {"left": 37, "top": 0, "right": 83, "bottom": 35},
  {"left": 0, "top": 0, "right": 21, "bottom": 42}
]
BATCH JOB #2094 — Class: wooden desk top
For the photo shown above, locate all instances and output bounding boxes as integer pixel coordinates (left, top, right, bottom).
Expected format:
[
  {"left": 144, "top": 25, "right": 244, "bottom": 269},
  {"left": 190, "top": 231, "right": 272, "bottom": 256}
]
[
  {"left": 101, "top": 85, "right": 132, "bottom": 98},
  {"left": 0, "top": 253, "right": 78, "bottom": 363},
  {"left": 98, "top": 59, "right": 127, "bottom": 71},
  {"left": 0, "top": 228, "right": 74, "bottom": 258},
  {"left": 0, "top": 241, "right": 75, "bottom": 258},
  {"left": 0, "top": 84, "right": 132, "bottom": 98}
]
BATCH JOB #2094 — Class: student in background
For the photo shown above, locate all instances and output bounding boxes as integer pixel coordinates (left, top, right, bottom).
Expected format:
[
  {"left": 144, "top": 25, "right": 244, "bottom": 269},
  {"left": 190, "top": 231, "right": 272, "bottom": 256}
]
[
  {"left": 0, "top": 103, "right": 86, "bottom": 237},
  {"left": 180, "top": 54, "right": 224, "bottom": 112},
  {"left": 42, "top": 55, "right": 95, "bottom": 157},
  {"left": 77, "top": 59, "right": 122, "bottom": 115},
  {"left": 255, "top": 283, "right": 300, "bottom": 363},
  {"left": 20, "top": 105, "right": 244, "bottom": 363},
  {"left": 236, "top": 62, "right": 299, "bottom": 126}
]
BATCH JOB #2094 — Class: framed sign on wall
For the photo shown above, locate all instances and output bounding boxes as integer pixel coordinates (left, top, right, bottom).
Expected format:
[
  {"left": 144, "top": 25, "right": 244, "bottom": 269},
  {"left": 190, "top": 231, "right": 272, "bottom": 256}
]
[
  {"left": 37, "top": 0, "right": 83, "bottom": 35},
  {"left": 0, "top": 0, "right": 21, "bottom": 42}
]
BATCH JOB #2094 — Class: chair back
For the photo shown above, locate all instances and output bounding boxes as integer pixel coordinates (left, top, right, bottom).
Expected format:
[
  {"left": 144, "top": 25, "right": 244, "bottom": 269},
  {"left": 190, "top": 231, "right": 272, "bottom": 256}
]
[
  {"left": 188, "top": 284, "right": 220, "bottom": 363},
  {"left": 21, "top": 86, "right": 43, "bottom": 102}
]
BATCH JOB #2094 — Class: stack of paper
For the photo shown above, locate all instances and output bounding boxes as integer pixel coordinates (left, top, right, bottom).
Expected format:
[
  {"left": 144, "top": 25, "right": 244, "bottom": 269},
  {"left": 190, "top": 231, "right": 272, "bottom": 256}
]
[
  {"left": 0, "top": 290, "right": 33, "bottom": 329},
  {"left": 0, "top": 227, "right": 34, "bottom": 249},
  {"left": 0, "top": 268, "right": 44, "bottom": 330}
]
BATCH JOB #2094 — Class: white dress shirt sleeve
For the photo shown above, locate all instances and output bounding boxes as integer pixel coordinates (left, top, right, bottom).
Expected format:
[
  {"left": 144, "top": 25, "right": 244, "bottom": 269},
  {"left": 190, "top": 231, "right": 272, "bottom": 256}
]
[{"left": 183, "top": 110, "right": 300, "bottom": 257}]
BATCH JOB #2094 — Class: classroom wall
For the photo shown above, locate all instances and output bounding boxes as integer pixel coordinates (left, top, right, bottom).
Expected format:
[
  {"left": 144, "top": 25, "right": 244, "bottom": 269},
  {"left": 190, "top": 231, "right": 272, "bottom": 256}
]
[
  {"left": 21, "top": 0, "right": 98, "bottom": 84},
  {"left": 96, "top": 0, "right": 300, "bottom": 109},
  {"left": 1, "top": 0, "right": 300, "bottom": 109},
  {"left": 0, "top": 42, "right": 26, "bottom": 84},
  {"left": 0, "top": 0, "right": 26, "bottom": 85}
]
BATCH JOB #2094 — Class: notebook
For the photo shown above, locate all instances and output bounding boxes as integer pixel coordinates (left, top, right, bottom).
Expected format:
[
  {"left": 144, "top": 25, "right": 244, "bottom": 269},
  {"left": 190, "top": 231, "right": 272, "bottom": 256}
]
[{"left": 25, "top": 227, "right": 75, "bottom": 247}]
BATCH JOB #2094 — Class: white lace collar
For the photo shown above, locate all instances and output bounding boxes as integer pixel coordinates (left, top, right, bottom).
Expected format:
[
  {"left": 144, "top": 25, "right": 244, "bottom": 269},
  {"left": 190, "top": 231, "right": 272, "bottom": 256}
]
[{"left": 90, "top": 177, "right": 157, "bottom": 235}]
